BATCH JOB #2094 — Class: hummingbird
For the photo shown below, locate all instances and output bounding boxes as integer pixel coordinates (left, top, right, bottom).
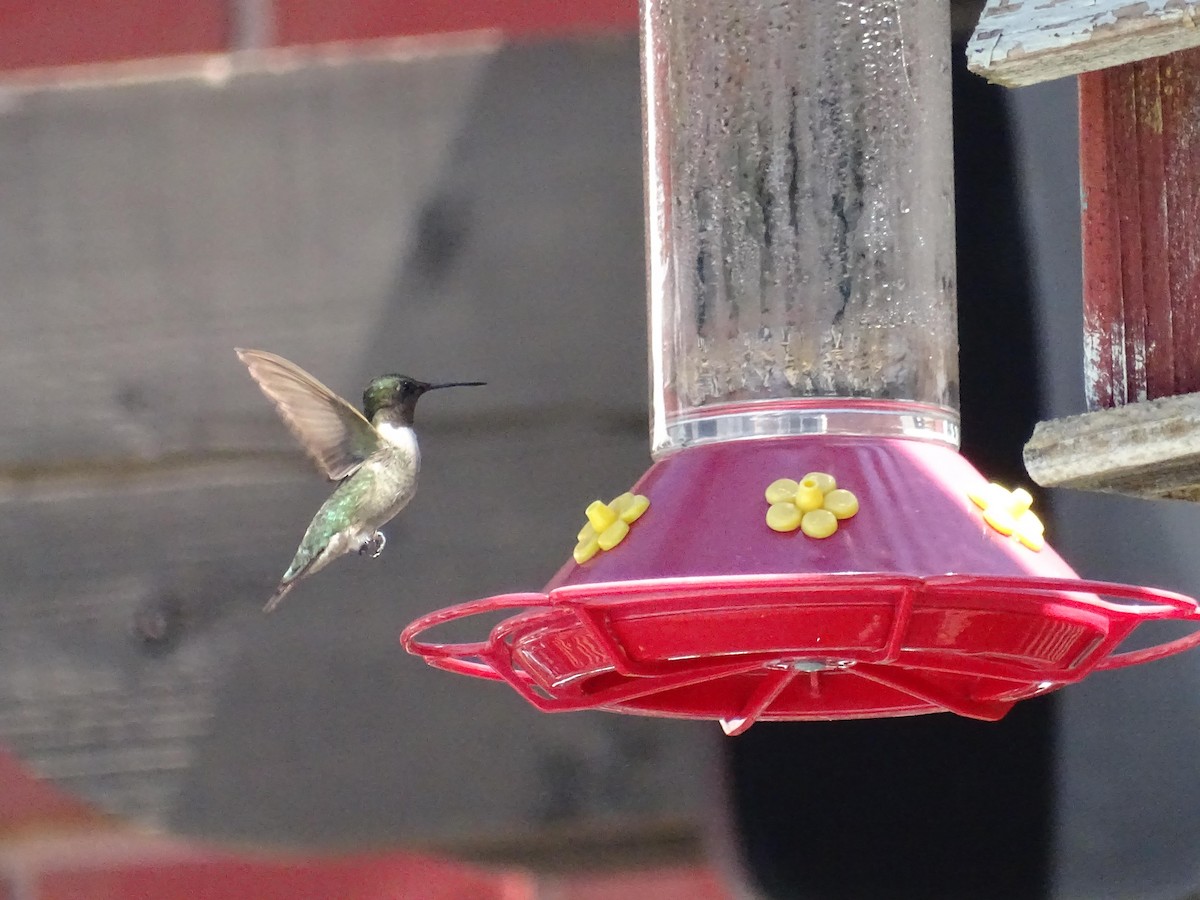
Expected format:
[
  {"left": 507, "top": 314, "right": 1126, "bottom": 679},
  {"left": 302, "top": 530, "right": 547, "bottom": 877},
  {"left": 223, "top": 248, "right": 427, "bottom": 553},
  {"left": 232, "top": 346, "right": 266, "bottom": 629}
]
[{"left": 236, "top": 349, "right": 484, "bottom": 612}]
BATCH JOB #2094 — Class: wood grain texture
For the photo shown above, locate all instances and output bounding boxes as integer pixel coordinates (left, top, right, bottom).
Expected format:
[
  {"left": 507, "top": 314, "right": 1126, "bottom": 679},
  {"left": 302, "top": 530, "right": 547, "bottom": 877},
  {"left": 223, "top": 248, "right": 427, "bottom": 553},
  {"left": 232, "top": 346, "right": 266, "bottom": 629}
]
[
  {"left": 0, "top": 40, "right": 714, "bottom": 850},
  {"left": 275, "top": 0, "right": 638, "bottom": 47},
  {"left": 968, "top": 0, "right": 1200, "bottom": 87},
  {"left": 0, "top": 0, "right": 638, "bottom": 72},
  {"left": 1029, "top": 45, "right": 1200, "bottom": 502},
  {"left": 1024, "top": 391, "right": 1200, "bottom": 499},
  {"left": 1079, "top": 67, "right": 1124, "bottom": 409},
  {"left": 0, "top": 0, "right": 227, "bottom": 72},
  {"left": 1079, "top": 47, "right": 1200, "bottom": 410},
  {"left": 0, "top": 747, "right": 107, "bottom": 835}
]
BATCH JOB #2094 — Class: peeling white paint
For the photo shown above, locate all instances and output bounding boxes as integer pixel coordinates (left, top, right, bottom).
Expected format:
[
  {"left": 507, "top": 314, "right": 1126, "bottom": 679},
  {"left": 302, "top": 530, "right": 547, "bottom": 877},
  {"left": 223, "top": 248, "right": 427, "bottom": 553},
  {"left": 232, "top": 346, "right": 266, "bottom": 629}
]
[
  {"left": 1083, "top": 329, "right": 1106, "bottom": 407},
  {"left": 968, "top": 0, "right": 1200, "bottom": 85},
  {"left": 976, "top": 0, "right": 1196, "bottom": 59},
  {"left": 1110, "top": 319, "right": 1128, "bottom": 400},
  {"left": 1132, "top": 333, "right": 1148, "bottom": 401}
]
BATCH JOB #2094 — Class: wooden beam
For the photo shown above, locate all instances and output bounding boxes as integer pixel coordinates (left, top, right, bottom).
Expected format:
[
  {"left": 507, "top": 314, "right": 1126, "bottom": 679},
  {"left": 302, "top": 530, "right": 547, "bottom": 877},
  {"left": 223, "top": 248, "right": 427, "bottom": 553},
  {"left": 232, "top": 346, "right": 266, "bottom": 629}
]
[
  {"left": 1022, "top": 47, "right": 1200, "bottom": 501},
  {"left": 1079, "top": 47, "right": 1200, "bottom": 409},
  {"left": 967, "top": 0, "right": 1200, "bottom": 87},
  {"left": 1024, "top": 391, "right": 1200, "bottom": 499}
]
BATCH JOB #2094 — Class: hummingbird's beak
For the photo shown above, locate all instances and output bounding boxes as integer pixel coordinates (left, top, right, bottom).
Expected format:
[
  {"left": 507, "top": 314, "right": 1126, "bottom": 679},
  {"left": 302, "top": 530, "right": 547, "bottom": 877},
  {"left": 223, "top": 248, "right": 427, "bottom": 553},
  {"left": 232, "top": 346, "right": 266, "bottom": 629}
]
[{"left": 425, "top": 381, "right": 486, "bottom": 391}]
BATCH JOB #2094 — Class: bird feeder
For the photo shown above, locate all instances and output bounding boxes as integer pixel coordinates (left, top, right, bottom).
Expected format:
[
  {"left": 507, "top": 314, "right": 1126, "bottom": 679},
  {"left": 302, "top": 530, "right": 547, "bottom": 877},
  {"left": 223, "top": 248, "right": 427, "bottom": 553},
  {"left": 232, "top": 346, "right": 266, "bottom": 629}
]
[{"left": 403, "top": 0, "right": 1200, "bottom": 734}]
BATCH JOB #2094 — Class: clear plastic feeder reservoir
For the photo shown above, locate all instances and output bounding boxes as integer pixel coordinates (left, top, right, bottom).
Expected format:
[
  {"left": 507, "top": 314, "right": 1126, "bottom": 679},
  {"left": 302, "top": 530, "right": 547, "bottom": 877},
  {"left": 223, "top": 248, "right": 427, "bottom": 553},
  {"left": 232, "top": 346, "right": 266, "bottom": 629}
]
[
  {"left": 403, "top": 0, "right": 1200, "bottom": 732},
  {"left": 644, "top": 0, "right": 958, "bottom": 455}
]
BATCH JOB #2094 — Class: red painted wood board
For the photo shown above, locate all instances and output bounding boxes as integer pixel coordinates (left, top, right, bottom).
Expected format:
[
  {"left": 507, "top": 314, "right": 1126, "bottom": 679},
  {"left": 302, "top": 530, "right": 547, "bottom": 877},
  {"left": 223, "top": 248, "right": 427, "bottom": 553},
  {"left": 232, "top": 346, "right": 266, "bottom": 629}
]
[
  {"left": 0, "top": 750, "right": 723, "bottom": 898},
  {"left": 0, "top": 0, "right": 637, "bottom": 72},
  {"left": 273, "top": 0, "right": 638, "bottom": 47},
  {"left": 32, "top": 858, "right": 734, "bottom": 900},
  {"left": 547, "top": 866, "right": 730, "bottom": 899},
  {"left": 0, "top": 748, "right": 105, "bottom": 834},
  {"left": 35, "top": 853, "right": 532, "bottom": 900},
  {"left": 0, "top": 0, "right": 226, "bottom": 72},
  {"left": 1080, "top": 47, "right": 1200, "bottom": 409},
  {"left": 1163, "top": 53, "right": 1200, "bottom": 398}
]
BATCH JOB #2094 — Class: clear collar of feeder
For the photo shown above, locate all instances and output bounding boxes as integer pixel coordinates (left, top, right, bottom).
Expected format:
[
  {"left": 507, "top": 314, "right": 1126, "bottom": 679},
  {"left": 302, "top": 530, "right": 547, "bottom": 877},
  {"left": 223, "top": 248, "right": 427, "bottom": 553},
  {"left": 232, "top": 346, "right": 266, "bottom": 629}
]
[{"left": 402, "top": 0, "right": 1200, "bottom": 733}]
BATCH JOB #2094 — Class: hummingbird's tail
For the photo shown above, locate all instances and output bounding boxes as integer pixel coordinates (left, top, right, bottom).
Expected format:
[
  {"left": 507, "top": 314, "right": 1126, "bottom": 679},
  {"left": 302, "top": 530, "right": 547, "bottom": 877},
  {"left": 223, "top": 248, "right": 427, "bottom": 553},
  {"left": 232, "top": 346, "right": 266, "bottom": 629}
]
[
  {"left": 263, "top": 579, "right": 296, "bottom": 614},
  {"left": 263, "top": 549, "right": 324, "bottom": 613}
]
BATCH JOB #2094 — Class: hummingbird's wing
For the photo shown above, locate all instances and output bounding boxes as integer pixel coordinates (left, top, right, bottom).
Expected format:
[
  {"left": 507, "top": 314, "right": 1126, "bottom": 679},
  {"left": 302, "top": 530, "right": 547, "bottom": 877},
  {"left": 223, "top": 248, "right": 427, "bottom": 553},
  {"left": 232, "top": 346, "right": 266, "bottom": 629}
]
[{"left": 236, "top": 349, "right": 381, "bottom": 481}]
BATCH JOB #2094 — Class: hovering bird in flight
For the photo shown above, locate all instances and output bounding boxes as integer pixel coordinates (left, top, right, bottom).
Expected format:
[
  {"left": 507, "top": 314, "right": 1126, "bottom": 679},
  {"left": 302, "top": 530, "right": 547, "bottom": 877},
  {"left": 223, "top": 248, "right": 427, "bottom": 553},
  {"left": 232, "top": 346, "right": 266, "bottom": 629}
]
[{"left": 236, "top": 349, "right": 484, "bottom": 612}]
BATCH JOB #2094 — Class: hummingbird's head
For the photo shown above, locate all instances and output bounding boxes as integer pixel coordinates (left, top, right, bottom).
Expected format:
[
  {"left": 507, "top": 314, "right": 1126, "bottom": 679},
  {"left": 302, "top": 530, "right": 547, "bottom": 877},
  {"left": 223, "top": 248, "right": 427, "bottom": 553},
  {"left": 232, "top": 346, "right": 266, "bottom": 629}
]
[{"left": 363, "top": 375, "right": 485, "bottom": 424}]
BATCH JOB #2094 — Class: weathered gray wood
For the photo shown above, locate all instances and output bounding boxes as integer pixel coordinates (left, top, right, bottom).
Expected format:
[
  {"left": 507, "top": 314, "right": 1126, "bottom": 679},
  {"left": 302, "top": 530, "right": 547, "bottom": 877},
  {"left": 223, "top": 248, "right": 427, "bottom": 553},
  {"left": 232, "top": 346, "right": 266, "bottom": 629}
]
[
  {"left": 968, "top": 0, "right": 1200, "bottom": 87},
  {"left": 0, "top": 38, "right": 648, "bottom": 468},
  {"left": 1024, "top": 392, "right": 1200, "bottom": 499},
  {"left": 0, "top": 39, "right": 715, "bottom": 851},
  {"left": 0, "top": 414, "right": 715, "bottom": 847}
]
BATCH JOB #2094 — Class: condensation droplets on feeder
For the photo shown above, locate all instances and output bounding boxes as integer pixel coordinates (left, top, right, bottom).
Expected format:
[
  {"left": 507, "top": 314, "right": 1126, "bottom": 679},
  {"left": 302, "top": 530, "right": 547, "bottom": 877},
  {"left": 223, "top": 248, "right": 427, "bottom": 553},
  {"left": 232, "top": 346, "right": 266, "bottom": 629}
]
[{"left": 402, "top": 0, "right": 1200, "bottom": 734}]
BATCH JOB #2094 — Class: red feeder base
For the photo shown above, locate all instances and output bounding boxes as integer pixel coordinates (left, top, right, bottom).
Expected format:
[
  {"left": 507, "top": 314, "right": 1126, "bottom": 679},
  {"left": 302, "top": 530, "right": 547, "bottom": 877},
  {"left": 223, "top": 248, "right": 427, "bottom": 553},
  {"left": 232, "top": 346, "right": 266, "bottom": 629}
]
[{"left": 402, "top": 436, "right": 1200, "bottom": 733}]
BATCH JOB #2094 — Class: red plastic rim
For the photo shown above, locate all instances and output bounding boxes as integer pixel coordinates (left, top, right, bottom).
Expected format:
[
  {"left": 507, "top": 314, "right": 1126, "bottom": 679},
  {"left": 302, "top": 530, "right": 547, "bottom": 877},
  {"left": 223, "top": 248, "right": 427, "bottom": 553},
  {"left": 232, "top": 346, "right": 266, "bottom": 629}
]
[{"left": 401, "top": 573, "right": 1200, "bottom": 733}]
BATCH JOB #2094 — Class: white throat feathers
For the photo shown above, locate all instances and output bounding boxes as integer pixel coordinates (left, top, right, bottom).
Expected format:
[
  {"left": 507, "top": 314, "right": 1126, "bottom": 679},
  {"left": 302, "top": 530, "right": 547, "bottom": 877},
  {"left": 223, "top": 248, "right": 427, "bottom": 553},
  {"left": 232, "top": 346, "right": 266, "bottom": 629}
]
[{"left": 375, "top": 420, "right": 420, "bottom": 460}]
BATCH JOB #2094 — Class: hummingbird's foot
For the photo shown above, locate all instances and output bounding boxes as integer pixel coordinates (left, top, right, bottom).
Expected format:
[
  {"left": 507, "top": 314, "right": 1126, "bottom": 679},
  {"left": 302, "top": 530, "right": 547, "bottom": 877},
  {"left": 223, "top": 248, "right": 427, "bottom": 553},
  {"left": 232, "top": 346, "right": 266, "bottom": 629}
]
[{"left": 359, "top": 531, "right": 386, "bottom": 558}]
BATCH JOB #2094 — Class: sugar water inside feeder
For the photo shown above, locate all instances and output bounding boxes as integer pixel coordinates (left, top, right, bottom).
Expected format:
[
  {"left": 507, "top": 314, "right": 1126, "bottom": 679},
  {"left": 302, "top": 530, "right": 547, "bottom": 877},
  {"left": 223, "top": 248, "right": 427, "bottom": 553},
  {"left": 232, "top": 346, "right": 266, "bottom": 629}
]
[{"left": 644, "top": 0, "right": 959, "bottom": 455}]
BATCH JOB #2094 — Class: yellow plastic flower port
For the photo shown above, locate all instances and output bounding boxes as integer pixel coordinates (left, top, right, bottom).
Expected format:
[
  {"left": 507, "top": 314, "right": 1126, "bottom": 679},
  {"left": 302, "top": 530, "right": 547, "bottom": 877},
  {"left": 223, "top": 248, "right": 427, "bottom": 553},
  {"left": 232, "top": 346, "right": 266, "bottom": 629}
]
[
  {"left": 764, "top": 472, "right": 858, "bottom": 539},
  {"left": 967, "top": 482, "right": 1045, "bottom": 551},
  {"left": 574, "top": 492, "right": 650, "bottom": 563}
]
